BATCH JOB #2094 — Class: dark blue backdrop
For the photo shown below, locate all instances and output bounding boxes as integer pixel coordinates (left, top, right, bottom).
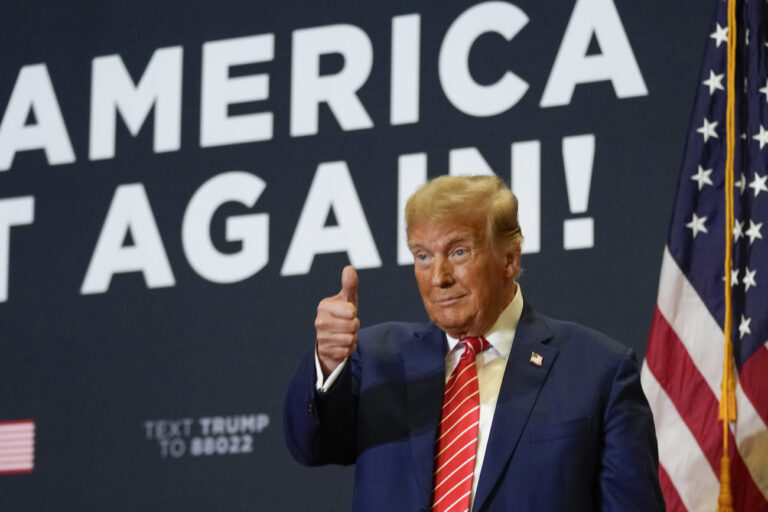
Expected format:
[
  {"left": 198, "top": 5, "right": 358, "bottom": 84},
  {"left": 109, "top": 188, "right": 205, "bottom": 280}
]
[{"left": 0, "top": 1, "right": 713, "bottom": 510}]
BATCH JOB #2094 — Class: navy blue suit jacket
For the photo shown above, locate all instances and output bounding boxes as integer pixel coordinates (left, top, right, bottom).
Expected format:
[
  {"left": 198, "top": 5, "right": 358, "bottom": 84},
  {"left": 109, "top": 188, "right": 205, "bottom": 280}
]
[{"left": 284, "top": 303, "right": 664, "bottom": 511}]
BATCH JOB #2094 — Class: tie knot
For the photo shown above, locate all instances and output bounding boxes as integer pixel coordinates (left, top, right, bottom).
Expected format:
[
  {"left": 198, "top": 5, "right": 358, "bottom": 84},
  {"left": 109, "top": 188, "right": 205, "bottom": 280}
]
[{"left": 460, "top": 336, "right": 489, "bottom": 357}]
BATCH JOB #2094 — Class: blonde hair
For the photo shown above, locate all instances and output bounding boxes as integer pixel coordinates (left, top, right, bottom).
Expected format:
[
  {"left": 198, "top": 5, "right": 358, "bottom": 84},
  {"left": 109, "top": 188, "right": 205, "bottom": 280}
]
[{"left": 405, "top": 175, "right": 523, "bottom": 251}]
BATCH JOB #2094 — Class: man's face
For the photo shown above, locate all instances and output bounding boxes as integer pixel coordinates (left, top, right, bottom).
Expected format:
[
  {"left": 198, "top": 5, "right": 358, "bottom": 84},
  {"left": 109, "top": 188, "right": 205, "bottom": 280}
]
[{"left": 408, "top": 216, "right": 519, "bottom": 339}]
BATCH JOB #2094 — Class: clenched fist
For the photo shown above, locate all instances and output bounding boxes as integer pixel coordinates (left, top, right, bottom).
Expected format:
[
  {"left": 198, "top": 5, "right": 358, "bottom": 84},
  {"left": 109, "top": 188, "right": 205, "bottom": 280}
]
[{"left": 315, "top": 265, "right": 359, "bottom": 378}]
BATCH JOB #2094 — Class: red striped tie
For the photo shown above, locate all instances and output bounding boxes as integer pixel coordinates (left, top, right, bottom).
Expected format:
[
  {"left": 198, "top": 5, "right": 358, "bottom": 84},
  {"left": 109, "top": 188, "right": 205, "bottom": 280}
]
[{"left": 432, "top": 336, "right": 489, "bottom": 512}]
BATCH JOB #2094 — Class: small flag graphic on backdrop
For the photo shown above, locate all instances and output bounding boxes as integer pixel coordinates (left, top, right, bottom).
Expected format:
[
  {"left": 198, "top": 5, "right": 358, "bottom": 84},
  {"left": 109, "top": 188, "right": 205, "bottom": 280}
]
[{"left": 0, "top": 420, "right": 35, "bottom": 474}]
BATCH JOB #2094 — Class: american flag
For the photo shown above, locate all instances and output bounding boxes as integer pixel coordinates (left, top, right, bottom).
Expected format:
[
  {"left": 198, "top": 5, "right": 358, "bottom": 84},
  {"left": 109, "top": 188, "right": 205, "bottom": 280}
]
[
  {"left": 641, "top": 0, "right": 768, "bottom": 510},
  {"left": 0, "top": 420, "right": 35, "bottom": 474}
]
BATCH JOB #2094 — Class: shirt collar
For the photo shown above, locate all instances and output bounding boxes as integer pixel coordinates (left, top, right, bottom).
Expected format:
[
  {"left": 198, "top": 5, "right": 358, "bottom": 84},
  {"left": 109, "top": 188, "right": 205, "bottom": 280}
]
[{"left": 445, "top": 284, "right": 524, "bottom": 358}]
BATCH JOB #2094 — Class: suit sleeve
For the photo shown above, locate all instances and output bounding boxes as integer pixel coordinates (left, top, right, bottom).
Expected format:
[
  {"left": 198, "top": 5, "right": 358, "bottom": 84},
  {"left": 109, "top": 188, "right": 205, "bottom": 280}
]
[
  {"left": 283, "top": 343, "right": 359, "bottom": 466},
  {"left": 599, "top": 348, "right": 666, "bottom": 511}
]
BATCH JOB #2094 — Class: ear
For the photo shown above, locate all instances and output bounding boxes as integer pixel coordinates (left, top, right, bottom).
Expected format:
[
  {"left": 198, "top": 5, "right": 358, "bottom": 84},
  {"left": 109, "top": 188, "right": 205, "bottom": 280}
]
[{"left": 503, "top": 245, "right": 522, "bottom": 280}]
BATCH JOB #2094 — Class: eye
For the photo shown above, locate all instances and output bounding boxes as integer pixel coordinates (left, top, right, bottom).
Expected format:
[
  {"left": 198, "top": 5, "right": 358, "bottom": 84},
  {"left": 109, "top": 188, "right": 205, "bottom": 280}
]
[
  {"left": 451, "top": 247, "right": 470, "bottom": 259},
  {"left": 413, "top": 252, "right": 432, "bottom": 264}
]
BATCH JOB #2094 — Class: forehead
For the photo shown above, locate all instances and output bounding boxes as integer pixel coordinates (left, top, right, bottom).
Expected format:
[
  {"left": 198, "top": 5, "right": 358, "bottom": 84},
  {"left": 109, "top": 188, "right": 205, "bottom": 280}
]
[{"left": 408, "top": 218, "right": 487, "bottom": 248}]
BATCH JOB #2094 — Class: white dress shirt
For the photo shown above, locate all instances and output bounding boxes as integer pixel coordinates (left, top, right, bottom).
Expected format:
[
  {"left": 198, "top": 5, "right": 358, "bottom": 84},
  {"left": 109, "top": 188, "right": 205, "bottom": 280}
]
[
  {"left": 315, "top": 286, "right": 525, "bottom": 510},
  {"left": 443, "top": 286, "right": 523, "bottom": 509}
]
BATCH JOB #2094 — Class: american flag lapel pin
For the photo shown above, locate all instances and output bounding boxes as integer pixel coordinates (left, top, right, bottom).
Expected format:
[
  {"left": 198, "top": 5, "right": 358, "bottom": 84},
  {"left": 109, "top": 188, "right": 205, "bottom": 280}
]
[{"left": 530, "top": 351, "right": 543, "bottom": 367}]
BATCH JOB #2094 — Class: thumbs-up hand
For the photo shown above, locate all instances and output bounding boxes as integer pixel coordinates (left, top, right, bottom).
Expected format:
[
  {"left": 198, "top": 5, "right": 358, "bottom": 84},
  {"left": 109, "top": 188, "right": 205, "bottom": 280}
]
[{"left": 315, "top": 266, "right": 360, "bottom": 378}]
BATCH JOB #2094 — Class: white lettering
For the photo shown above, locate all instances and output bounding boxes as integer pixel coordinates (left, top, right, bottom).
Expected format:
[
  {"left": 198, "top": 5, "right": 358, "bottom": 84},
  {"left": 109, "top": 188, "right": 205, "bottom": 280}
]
[
  {"left": 397, "top": 153, "right": 428, "bottom": 265},
  {"left": 81, "top": 184, "right": 175, "bottom": 294},
  {"left": 89, "top": 47, "right": 183, "bottom": 160},
  {"left": 390, "top": 14, "right": 421, "bottom": 125},
  {"left": 0, "top": 196, "right": 34, "bottom": 302},
  {"left": 511, "top": 140, "right": 540, "bottom": 254},
  {"left": 439, "top": 1, "right": 529, "bottom": 117},
  {"left": 281, "top": 161, "right": 381, "bottom": 275},
  {"left": 449, "top": 147, "right": 496, "bottom": 177},
  {"left": 200, "top": 34, "right": 274, "bottom": 147},
  {"left": 540, "top": 0, "right": 647, "bottom": 107},
  {"left": 290, "top": 25, "right": 374, "bottom": 136},
  {"left": 182, "top": 171, "right": 269, "bottom": 283},
  {"left": 0, "top": 64, "right": 75, "bottom": 171}
]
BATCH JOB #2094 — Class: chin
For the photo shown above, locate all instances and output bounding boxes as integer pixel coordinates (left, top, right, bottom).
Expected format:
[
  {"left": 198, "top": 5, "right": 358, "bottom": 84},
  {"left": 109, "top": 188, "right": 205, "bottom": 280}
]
[{"left": 432, "top": 316, "right": 471, "bottom": 336}]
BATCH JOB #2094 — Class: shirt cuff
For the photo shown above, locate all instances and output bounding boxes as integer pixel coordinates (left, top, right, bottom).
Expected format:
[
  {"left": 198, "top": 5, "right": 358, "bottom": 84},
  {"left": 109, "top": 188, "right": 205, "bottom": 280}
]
[{"left": 314, "top": 347, "right": 348, "bottom": 392}]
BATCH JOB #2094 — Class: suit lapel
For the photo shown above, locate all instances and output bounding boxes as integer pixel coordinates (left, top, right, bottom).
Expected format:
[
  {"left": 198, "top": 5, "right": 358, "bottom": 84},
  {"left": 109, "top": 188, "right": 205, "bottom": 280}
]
[
  {"left": 472, "top": 303, "right": 558, "bottom": 512},
  {"left": 402, "top": 323, "right": 446, "bottom": 510}
]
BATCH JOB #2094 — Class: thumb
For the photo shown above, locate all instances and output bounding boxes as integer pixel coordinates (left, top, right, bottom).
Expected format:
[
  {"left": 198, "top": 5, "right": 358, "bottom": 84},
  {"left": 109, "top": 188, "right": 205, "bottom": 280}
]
[{"left": 339, "top": 265, "right": 358, "bottom": 307}]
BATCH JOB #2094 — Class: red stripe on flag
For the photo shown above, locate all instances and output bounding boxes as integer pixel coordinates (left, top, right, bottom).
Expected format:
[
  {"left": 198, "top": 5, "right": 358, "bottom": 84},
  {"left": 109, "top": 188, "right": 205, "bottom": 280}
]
[
  {"left": 646, "top": 308, "right": 768, "bottom": 511},
  {"left": 739, "top": 344, "right": 768, "bottom": 427},
  {"left": 646, "top": 309, "right": 719, "bottom": 474},
  {"left": 658, "top": 464, "right": 686, "bottom": 512}
]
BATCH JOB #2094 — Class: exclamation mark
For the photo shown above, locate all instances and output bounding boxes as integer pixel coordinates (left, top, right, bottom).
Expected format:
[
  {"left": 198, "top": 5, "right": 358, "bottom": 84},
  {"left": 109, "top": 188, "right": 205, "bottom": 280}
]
[{"left": 562, "top": 134, "right": 595, "bottom": 250}]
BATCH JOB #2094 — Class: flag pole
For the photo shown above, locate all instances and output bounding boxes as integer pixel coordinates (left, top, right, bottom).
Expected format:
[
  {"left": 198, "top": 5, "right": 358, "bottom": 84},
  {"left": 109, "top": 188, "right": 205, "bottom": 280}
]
[{"left": 718, "top": 0, "right": 737, "bottom": 509}]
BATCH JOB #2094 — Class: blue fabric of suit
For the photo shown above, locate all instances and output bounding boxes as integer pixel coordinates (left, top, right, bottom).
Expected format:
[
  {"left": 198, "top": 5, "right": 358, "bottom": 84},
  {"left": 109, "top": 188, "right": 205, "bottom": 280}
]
[{"left": 284, "top": 302, "right": 665, "bottom": 511}]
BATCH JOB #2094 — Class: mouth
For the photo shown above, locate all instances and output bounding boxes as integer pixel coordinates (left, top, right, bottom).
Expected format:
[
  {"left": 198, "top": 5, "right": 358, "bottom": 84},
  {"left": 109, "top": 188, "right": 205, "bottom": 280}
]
[{"left": 432, "top": 294, "right": 467, "bottom": 305}]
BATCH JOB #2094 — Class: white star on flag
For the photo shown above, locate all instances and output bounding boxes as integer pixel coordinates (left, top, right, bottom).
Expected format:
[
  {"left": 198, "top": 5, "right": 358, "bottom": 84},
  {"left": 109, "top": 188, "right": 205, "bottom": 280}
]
[
  {"left": 753, "top": 125, "right": 768, "bottom": 148},
  {"left": 735, "top": 172, "right": 747, "bottom": 194},
  {"left": 697, "top": 118, "right": 719, "bottom": 142},
  {"left": 703, "top": 70, "right": 725, "bottom": 95},
  {"left": 724, "top": 267, "right": 740, "bottom": 286},
  {"left": 710, "top": 23, "right": 728, "bottom": 47},
  {"left": 686, "top": 213, "right": 708, "bottom": 238},
  {"left": 743, "top": 267, "right": 757, "bottom": 291},
  {"left": 738, "top": 314, "right": 752, "bottom": 339},
  {"left": 748, "top": 172, "right": 768, "bottom": 196},
  {"left": 691, "top": 166, "right": 714, "bottom": 190},
  {"left": 745, "top": 219, "right": 763, "bottom": 244},
  {"left": 734, "top": 219, "right": 745, "bottom": 241},
  {"left": 760, "top": 78, "right": 768, "bottom": 102}
]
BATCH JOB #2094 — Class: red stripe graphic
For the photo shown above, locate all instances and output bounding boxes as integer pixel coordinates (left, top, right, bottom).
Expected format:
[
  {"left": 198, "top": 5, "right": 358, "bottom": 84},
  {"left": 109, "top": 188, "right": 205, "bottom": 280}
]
[
  {"left": 0, "top": 420, "right": 35, "bottom": 475},
  {"left": 0, "top": 420, "right": 34, "bottom": 426}
]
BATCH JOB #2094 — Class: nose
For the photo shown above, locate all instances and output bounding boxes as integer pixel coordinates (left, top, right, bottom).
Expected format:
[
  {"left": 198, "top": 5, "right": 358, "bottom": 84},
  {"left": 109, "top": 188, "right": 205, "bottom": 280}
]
[{"left": 431, "top": 255, "right": 454, "bottom": 287}]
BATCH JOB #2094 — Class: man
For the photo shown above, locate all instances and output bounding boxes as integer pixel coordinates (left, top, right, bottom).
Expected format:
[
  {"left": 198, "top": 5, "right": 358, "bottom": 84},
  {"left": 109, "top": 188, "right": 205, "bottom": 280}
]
[{"left": 284, "top": 175, "right": 664, "bottom": 511}]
